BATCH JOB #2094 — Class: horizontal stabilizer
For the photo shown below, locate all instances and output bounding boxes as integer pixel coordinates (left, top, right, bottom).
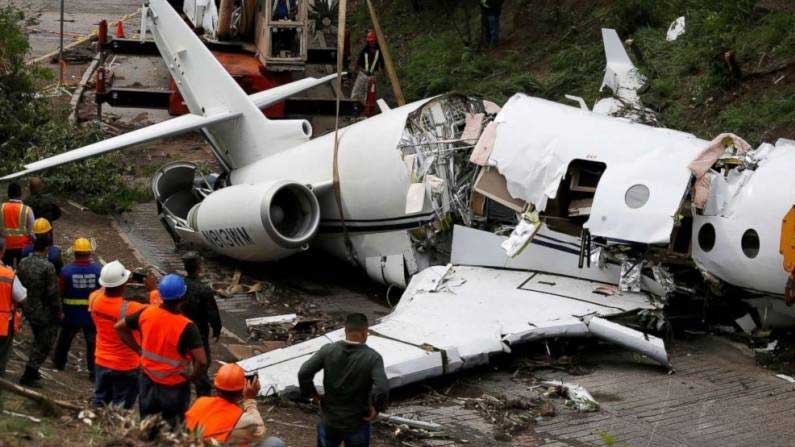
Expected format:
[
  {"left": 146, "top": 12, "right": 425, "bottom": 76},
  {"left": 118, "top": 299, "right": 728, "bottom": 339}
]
[
  {"left": 1, "top": 111, "right": 240, "bottom": 180},
  {"left": 250, "top": 73, "right": 342, "bottom": 110}
]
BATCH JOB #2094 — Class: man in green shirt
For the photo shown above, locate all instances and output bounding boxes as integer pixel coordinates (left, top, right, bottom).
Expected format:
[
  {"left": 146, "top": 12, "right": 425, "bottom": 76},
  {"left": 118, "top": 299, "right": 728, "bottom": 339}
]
[{"left": 298, "top": 313, "right": 388, "bottom": 447}]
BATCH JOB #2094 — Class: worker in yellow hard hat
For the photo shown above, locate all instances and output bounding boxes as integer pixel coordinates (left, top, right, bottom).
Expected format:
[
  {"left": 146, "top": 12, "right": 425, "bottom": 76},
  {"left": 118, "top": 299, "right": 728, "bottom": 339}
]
[
  {"left": 21, "top": 217, "right": 63, "bottom": 274},
  {"left": 52, "top": 238, "right": 102, "bottom": 381}
]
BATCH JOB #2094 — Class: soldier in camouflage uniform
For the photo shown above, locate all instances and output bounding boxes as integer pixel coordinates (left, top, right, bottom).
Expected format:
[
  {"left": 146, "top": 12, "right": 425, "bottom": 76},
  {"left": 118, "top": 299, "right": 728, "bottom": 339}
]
[
  {"left": 180, "top": 252, "right": 222, "bottom": 396},
  {"left": 26, "top": 178, "right": 61, "bottom": 223},
  {"left": 17, "top": 235, "right": 61, "bottom": 387}
]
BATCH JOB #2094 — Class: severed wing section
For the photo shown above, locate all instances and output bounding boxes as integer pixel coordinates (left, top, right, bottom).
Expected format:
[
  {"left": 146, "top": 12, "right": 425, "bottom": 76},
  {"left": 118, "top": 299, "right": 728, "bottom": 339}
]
[
  {"left": 238, "top": 265, "right": 670, "bottom": 397},
  {"left": 1, "top": 111, "right": 240, "bottom": 181}
]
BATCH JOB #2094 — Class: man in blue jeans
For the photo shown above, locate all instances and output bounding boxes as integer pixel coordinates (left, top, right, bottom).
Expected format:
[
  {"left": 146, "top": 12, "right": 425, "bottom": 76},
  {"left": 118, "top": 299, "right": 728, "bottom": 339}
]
[{"left": 298, "top": 313, "right": 389, "bottom": 447}]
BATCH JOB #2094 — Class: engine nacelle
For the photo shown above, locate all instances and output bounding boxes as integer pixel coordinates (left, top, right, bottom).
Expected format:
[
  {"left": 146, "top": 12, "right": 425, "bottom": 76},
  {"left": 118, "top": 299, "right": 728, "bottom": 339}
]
[{"left": 188, "top": 181, "right": 321, "bottom": 261}]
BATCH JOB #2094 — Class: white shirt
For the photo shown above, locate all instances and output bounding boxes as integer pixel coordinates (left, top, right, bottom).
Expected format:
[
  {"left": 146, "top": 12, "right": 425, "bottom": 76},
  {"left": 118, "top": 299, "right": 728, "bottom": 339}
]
[
  {"left": 12, "top": 277, "right": 27, "bottom": 303},
  {"left": 1, "top": 261, "right": 27, "bottom": 303}
]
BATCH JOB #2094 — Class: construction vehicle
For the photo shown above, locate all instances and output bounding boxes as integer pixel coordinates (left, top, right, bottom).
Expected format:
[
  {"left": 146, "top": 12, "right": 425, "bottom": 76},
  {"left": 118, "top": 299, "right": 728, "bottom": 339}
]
[{"left": 95, "top": 0, "right": 358, "bottom": 119}]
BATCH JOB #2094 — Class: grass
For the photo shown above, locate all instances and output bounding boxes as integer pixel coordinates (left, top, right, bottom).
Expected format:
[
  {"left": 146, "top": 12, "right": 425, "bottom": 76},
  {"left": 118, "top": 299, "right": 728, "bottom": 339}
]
[{"left": 353, "top": 0, "right": 795, "bottom": 146}]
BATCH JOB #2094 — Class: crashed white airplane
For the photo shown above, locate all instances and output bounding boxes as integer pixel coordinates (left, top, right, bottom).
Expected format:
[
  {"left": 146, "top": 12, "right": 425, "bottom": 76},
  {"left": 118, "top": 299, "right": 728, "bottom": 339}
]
[{"left": 6, "top": 0, "right": 795, "bottom": 394}]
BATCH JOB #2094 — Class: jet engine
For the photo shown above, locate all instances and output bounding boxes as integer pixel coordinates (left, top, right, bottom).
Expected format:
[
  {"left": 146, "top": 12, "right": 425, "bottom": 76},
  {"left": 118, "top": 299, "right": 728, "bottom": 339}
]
[{"left": 186, "top": 180, "right": 321, "bottom": 261}]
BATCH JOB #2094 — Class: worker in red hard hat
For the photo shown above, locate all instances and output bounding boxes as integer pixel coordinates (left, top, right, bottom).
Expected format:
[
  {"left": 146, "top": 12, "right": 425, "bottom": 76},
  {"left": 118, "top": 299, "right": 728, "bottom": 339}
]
[
  {"left": 352, "top": 29, "right": 382, "bottom": 108},
  {"left": 185, "top": 364, "right": 284, "bottom": 446},
  {"left": 356, "top": 30, "right": 381, "bottom": 76}
]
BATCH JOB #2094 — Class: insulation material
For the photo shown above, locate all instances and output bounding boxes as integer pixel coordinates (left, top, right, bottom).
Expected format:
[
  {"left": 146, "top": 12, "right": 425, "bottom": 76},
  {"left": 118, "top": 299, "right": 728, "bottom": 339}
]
[
  {"left": 241, "top": 265, "right": 667, "bottom": 396},
  {"left": 666, "top": 16, "right": 686, "bottom": 41},
  {"left": 688, "top": 132, "right": 751, "bottom": 209},
  {"left": 501, "top": 210, "right": 541, "bottom": 257},
  {"left": 543, "top": 380, "right": 600, "bottom": 412},
  {"left": 405, "top": 183, "right": 426, "bottom": 214},
  {"left": 469, "top": 121, "right": 497, "bottom": 166},
  {"left": 473, "top": 168, "right": 526, "bottom": 212},
  {"left": 619, "top": 260, "right": 642, "bottom": 292},
  {"left": 483, "top": 100, "right": 502, "bottom": 115}
]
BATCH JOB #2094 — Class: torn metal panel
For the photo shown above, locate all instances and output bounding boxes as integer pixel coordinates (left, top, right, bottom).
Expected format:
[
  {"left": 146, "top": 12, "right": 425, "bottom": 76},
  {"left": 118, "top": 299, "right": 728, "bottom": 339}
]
[
  {"left": 487, "top": 95, "right": 706, "bottom": 245},
  {"left": 240, "top": 265, "right": 668, "bottom": 396}
]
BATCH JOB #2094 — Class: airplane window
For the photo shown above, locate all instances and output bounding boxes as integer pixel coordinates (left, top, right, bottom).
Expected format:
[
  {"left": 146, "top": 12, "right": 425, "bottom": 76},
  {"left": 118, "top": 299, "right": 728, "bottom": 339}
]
[
  {"left": 625, "top": 184, "right": 650, "bottom": 209},
  {"left": 741, "top": 229, "right": 760, "bottom": 258},
  {"left": 698, "top": 223, "right": 715, "bottom": 252}
]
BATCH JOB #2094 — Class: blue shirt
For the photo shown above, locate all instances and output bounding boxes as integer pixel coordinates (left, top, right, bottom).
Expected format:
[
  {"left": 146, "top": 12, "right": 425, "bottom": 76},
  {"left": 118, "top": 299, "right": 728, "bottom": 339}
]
[
  {"left": 21, "top": 245, "right": 62, "bottom": 274},
  {"left": 60, "top": 259, "right": 102, "bottom": 327}
]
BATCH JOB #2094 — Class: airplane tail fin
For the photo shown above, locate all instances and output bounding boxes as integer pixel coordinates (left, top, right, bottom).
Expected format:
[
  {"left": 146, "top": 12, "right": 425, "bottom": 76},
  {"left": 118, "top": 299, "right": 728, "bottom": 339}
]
[{"left": 146, "top": 0, "right": 312, "bottom": 169}]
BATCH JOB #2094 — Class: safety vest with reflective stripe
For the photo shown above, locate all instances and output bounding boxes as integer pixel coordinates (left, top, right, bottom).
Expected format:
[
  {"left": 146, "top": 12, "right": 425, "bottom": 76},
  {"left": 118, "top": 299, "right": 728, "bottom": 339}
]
[
  {"left": 1, "top": 202, "right": 32, "bottom": 250},
  {"left": 0, "top": 266, "right": 15, "bottom": 337},
  {"left": 139, "top": 306, "right": 192, "bottom": 385},
  {"left": 364, "top": 50, "right": 380, "bottom": 74},
  {"left": 91, "top": 290, "right": 146, "bottom": 371},
  {"left": 185, "top": 396, "right": 245, "bottom": 443}
]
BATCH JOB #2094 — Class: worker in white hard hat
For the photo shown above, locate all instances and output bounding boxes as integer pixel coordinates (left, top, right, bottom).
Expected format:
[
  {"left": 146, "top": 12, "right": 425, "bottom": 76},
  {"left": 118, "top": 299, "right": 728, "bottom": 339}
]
[{"left": 90, "top": 260, "right": 147, "bottom": 408}]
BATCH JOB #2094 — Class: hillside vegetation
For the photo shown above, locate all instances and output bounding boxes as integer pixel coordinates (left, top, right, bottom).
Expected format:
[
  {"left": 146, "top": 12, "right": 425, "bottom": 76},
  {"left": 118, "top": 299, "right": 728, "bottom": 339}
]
[{"left": 352, "top": 0, "right": 795, "bottom": 145}]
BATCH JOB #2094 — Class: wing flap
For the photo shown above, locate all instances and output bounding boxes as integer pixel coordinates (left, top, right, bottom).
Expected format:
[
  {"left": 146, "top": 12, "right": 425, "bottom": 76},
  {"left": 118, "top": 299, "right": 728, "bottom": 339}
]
[{"left": 1, "top": 111, "right": 240, "bottom": 180}]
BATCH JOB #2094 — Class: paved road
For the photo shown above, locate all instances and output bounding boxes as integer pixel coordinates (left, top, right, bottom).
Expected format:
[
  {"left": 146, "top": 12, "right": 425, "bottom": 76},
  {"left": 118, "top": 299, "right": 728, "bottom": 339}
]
[{"left": 3, "top": 0, "right": 141, "bottom": 58}]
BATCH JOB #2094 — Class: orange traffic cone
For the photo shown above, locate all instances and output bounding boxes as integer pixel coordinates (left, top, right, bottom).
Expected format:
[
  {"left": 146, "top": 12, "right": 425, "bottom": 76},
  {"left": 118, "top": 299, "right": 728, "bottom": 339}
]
[{"left": 115, "top": 20, "right": 125, "bottom": 39}]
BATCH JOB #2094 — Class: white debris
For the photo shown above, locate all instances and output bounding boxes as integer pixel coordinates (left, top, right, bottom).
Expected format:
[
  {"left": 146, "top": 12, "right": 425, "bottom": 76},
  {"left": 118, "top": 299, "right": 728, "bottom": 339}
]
[
  {"left": 619, "top": 260, "right": 642, "bottom": 292},
  {"left": 245, "top": 314, "right": 297, "bottom": 328},
  {"left": 543, "top": 380, "right": 600, "bottom": 412},
  {"left": 501, "top": 210, "right": 541, "bottom": 257},
  {"left": 666, "top": 16, "right": 686, "bottom": 41},
  {"left": 735, "top": 314, "right": 757, "bottom": 334},
  {"left": 776, "top": 374, "right": 795, "bottom": 384}
]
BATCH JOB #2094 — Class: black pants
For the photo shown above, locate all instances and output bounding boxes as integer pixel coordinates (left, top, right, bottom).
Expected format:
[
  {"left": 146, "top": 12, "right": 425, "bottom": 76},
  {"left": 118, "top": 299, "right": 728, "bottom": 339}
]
[
  {"left": 2, "top": 249, "right": 22, "bottom": 269},
  {"left": 194, "top": 337, "right": 212, "bottom": 397},
  {"left": 93, "top": 365, "right": 139, "bottom": 409},
  {"left": 0, "top": 327, "right": 13, "bottom": 378},
  {"left": 139, "top": 373, "right": 191, "bottom": 427},
  {"left": 53, "top": 324, "right": 96, "bottom": 375}
]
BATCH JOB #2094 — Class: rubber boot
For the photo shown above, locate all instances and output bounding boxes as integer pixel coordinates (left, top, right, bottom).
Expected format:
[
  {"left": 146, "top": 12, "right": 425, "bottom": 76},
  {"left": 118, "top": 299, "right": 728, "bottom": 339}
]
[{"left": 18, "top": 366, "right": 41, "bottom": 388}]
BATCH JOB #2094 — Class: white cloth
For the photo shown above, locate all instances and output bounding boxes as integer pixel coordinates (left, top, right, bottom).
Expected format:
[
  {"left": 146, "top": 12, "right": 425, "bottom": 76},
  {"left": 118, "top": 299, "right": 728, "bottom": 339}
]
[{"left": 12, "top": 277, "right": 26, "bottom": 303}]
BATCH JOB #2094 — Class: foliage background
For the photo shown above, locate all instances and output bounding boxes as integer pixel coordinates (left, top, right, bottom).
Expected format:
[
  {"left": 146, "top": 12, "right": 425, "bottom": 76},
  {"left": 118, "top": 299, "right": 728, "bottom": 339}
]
[
  {"left": 351, "top": 0, "right": 795, "bottom": 146},
  {"left": 0, "top": 6, "right": 145, "bottom": 213}
]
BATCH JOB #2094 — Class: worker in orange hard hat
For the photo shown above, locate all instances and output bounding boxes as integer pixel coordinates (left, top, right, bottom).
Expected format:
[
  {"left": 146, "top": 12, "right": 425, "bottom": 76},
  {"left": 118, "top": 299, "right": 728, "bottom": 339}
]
[
  {"left": 21, "top": 218, "right": 63, "bottom": 274},
  {"left": 53, "top": 238, "right": 102, "bottom": 381},
  {"left": 185, "top": 364, "right": 284, "bottom": 446}
]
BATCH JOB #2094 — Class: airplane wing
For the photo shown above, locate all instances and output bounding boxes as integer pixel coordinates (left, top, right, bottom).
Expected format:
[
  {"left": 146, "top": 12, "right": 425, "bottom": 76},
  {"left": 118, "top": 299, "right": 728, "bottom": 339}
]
[
  {"left": 249, "top": 73, "right": 341, "bottom": 110},
  {"left": 1, "top": 72, "right": 343, "bottom": 181},
  {"left": 238, "top": 265, "right": 670, "bottom": 396},
  {"left": 0, "top": 111, "right": 240, "bottom": 181}
]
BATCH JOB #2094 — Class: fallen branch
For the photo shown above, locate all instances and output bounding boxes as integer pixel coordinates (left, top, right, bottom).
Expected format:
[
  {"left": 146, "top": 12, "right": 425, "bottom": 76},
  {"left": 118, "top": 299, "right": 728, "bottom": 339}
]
[{"left": 0, "top": 377, "right": 82, "bottom": 414}]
